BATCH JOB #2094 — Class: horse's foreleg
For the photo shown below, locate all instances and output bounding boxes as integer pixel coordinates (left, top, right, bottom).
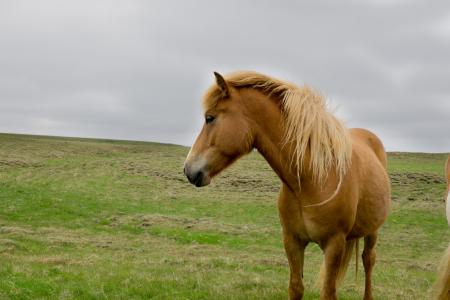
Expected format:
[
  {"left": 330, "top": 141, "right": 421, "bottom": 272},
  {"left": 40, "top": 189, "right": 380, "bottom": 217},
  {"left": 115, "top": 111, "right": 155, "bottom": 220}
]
[
  {"left": 283, "top": 233, "right": 308, "bottom": 300},
  {"left": 320, "top": 234, "right": 346, "bottom": 300},
  {"left": 362, "top": 233, "right": 377, "bottom": 300}
]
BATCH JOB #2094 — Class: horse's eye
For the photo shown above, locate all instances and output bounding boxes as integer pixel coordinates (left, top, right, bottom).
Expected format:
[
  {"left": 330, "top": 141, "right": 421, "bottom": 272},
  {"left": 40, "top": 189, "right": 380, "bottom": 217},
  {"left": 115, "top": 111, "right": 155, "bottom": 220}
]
[{"left": 205, "top": 115, "right": 215, "bottom": 124}]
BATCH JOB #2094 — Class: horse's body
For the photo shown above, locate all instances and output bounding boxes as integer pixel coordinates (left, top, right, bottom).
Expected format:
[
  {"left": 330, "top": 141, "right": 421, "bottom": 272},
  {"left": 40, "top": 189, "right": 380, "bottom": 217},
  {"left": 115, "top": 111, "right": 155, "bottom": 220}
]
[
  {"left": 184, "top": 71, "right": 391, "bottom": 300},
  {"left": 434, "top": 156, "right": 450, "bottom": 300}
]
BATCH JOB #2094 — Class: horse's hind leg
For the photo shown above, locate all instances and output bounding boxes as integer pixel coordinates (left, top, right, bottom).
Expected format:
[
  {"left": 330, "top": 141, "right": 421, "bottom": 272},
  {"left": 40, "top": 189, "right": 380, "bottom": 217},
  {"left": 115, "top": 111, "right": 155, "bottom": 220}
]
[{"left": 362, "top": 232, "right": 378, "bottom": 300}]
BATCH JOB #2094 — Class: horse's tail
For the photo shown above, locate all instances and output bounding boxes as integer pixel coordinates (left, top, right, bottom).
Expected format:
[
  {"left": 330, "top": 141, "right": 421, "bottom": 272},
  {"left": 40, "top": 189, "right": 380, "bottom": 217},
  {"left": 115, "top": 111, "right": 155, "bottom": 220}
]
[
  {"left": 434, "top": 243, "right": 450, "bottom": 300},
  {"left": 336, "top": 238, "right": 358, "bottom": 286},
  {"left": 355, "top": 238, "right": 359, "bottom": 284},
  {"left": 318, "top": 238, "right": 359, "bottom": 287}
]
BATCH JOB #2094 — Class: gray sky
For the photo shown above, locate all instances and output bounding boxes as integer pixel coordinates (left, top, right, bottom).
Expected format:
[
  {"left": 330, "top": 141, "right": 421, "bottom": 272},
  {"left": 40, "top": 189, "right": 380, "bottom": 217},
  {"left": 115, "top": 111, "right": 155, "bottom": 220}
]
[{"left": 0, "top": 0, "right": 449, "bottom": 152}]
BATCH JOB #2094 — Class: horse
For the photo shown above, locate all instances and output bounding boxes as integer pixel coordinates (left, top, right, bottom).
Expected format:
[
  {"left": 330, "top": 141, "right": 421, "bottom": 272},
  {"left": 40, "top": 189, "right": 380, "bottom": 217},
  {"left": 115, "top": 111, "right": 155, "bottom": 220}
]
[
  {"left": 183, "top": 71, "right": 391, "bottom": 300},
  {"left": 434, "top": 155, "right": 450, "bottom": 300}
]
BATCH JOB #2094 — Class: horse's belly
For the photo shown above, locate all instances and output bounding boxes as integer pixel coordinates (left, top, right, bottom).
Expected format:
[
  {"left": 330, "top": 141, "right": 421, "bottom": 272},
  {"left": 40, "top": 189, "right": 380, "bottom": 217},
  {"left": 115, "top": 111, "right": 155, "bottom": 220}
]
[{"left": 349, "top": 177, "right": 391, "bottom": 238}]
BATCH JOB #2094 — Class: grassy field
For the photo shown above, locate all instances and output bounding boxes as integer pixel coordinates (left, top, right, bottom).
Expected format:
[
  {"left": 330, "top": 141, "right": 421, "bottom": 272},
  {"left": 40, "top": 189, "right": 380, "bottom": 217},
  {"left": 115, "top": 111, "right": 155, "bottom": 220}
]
[{"left": 0, "top": 133, "right": 448, "bottom": 299}]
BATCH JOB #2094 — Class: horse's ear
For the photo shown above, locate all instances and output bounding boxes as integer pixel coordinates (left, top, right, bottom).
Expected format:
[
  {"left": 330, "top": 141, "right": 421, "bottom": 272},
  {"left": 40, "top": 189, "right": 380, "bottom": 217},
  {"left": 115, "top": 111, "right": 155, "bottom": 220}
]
[{"left": 214, "top": 72, "right": 229, "bottom": 98}]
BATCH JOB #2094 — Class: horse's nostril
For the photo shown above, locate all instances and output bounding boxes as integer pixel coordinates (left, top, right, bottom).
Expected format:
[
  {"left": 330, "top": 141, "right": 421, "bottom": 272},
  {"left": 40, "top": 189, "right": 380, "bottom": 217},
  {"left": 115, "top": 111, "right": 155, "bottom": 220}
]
[
  {"left": 193, "top": 171, "right": 204, "bottom": 187},
  {"left": 185, "top": 168, "right": 204, "bottom": 186},
  {"left": 183, "top": 167, "right": 186, "bottom": 175}
]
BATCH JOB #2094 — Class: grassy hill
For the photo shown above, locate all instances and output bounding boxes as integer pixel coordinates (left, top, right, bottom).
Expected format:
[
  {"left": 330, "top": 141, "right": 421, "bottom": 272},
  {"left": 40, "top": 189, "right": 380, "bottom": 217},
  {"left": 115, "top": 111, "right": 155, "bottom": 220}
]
[{"left": 0, "top": 133, "right": 448, "bottom": 299}]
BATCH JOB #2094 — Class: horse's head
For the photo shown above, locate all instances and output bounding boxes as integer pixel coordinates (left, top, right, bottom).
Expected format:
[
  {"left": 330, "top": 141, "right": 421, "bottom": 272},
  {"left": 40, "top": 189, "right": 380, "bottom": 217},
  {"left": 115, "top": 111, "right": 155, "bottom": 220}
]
[{"left": 183, "top": 72, "right": 254, "bottom": 187}]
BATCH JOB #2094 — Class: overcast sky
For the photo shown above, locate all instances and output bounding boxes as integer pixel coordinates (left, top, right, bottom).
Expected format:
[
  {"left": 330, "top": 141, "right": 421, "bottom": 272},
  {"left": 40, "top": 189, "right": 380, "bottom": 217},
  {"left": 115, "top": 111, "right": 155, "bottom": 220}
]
[{"left": 0, "top": 0, "right": 449, "bottom": 152}]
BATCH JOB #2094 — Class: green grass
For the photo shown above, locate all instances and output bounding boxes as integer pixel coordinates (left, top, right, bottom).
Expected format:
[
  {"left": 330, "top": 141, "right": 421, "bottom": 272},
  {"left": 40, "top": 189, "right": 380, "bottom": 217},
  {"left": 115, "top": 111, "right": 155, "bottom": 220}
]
[{"left": 0, "top": 132, "right": 448, "bottom": 299}]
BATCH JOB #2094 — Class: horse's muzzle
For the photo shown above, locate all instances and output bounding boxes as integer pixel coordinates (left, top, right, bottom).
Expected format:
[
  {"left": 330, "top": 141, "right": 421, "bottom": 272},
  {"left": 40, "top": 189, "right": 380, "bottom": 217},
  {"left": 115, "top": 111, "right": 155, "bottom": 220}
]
[{"left": 183, "top": 164, "right": 211, "bottom": 187}]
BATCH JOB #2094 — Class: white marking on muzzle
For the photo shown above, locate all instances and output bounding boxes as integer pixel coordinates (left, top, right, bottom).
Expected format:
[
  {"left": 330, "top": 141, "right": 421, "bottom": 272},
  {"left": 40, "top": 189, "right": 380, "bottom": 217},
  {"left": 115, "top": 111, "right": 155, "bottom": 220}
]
[
  {"left": 190, "top": 156, "right": 208, "bottom": 174},
  {"left": 186, "top": 147, "right": 194, "bottom": 160},
  {"left": 185, "top": 150, "right": 208, "bottom": 176}
]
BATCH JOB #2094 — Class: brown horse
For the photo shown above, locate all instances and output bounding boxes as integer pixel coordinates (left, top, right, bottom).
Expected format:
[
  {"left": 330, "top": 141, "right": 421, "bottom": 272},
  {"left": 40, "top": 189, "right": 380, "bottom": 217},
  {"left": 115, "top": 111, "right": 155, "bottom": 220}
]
[
  {"left": 184, "top": 71, "right": 391, "bottom": 300},
  {"left": 434, "top": 155, "right": 450, "bottom": 300}
]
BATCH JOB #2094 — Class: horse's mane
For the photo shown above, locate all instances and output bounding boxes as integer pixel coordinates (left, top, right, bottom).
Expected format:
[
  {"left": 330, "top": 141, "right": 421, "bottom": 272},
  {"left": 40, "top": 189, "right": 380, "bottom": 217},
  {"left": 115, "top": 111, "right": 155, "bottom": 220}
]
[{"left": 203, "top": 71, "right": 352, "bottom": 184}]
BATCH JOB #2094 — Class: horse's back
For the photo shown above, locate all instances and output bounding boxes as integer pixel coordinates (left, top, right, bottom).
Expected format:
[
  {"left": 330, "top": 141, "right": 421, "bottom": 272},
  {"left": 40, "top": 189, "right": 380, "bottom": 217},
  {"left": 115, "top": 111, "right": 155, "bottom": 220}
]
[{"left": 350, "top": 128, "right": 387, "bottom": 169}]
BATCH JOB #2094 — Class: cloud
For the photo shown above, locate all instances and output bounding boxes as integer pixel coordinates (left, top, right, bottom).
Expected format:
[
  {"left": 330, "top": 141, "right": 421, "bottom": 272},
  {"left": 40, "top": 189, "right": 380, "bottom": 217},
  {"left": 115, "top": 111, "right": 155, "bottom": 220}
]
[{"left": 0, "top": 0, "right": 449, "bottom": 152}]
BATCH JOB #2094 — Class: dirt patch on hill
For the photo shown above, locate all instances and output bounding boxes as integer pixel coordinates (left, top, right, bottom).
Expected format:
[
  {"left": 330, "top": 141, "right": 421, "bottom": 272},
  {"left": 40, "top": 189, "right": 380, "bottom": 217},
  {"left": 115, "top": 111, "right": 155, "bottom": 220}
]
[
  {"left": 106, "top": 213, "right": 275, "bottom": 236},
  {"left": 120, "top": 161, "right": 186, "bottom": 183},
  {"left": 390, "top": 172, "right": 445, "bottom": 185},
  {"left": 0, "top": 159, "right": 43, "bottom": 168},
  {"left": 215, "top": 175, "right": 279, "bottom": 193}
]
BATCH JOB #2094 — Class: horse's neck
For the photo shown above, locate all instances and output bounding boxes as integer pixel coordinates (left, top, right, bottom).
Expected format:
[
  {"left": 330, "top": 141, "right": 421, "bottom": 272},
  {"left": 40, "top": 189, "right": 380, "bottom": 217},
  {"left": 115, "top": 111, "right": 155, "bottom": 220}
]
[
  {"left": 254, "top": 124, "right": 303, "bottom": 193},
  {"left": 242, "top": 89, "right": 310, "bottom": 193}
]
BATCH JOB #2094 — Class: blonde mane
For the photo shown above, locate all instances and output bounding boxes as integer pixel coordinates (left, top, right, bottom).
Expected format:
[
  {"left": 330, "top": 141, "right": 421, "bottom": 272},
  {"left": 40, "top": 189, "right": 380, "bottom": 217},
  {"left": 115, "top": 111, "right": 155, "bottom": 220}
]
[{"left": 204, "top": 71, "right": 352, "bottom": 184}]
